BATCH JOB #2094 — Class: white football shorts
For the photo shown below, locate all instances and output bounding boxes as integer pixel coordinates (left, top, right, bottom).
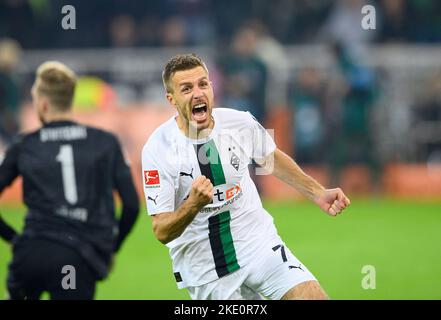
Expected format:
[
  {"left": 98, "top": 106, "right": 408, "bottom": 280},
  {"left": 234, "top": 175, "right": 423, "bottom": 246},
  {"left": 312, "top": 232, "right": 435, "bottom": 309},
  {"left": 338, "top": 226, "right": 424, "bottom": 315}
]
[{"left": 186, "top": 235, "right": 317, "bottom": 300}]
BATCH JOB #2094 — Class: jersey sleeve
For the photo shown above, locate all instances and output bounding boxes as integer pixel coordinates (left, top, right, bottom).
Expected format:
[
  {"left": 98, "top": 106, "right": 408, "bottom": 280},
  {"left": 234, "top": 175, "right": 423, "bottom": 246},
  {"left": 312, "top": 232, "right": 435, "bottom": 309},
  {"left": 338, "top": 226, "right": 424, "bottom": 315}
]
[
  {"left": 0, "top": 214, "right": 18, "bottom": 243},
  {"left": 141, "top": 139, "right": 176, "bottom": 215},
  {"left": 0, "top": 141, "right": 21, "bottom": 194},
  {"left": 245, "top": 111, "right": 276, "bottom": 161},
  {"left": 112, "top": 137, "right": 140, "bottom": 252},
  {"left": 113, "top": 138, "right": 138, "bottom": 205}
]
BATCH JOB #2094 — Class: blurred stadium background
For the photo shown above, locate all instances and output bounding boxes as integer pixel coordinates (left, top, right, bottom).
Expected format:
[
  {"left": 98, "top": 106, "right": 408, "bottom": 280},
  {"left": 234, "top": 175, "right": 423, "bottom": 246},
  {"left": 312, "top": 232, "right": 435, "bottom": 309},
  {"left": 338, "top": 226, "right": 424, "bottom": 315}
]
[{"left": 0, "top": 0, "right": 440, "bottom": 299}]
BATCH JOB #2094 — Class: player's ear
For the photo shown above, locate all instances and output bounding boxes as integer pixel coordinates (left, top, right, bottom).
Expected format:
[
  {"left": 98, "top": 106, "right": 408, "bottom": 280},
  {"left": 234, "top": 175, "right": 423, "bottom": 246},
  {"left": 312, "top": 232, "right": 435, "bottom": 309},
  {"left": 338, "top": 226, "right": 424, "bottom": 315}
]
[
  {"left": 41, "top": 96, "right": 50, "bottom": 112},
  {"left": 166, "top": 92, "right": 176, "bottom": 108}
]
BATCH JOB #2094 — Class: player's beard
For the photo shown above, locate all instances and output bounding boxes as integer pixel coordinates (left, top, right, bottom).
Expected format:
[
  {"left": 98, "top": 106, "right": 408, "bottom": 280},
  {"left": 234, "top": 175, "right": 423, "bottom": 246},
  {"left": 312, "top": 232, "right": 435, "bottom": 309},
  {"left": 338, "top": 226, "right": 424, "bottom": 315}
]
[
  {"left": 189, "top": 106, "right": 213, "bottom": 139},
  {"left": 176, "top": 97, "right": 213, "bottom": 139}
]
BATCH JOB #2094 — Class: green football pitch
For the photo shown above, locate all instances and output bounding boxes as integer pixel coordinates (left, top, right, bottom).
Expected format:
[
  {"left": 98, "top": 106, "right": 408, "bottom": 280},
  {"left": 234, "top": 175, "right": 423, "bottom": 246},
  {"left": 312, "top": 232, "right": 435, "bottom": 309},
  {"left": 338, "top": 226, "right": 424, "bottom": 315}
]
[{"left": 0, "top": 198, "right": 440, "bottom": 300}]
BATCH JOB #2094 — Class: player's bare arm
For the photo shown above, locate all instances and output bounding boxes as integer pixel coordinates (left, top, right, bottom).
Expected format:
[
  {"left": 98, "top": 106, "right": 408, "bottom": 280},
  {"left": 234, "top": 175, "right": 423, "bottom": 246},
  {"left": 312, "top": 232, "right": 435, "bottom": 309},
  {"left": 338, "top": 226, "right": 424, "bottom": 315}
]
[
  {"left": 151, "top": 176, "right": 213, "bottom": 244},
  {"left": 256, "top": 148, "right": 350, "bottom": 216}
]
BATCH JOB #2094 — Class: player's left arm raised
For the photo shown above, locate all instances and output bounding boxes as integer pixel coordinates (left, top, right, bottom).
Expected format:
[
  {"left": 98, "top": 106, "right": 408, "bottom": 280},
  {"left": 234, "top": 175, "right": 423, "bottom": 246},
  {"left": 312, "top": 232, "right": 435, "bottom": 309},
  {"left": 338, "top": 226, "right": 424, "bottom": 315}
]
[{"left": 256, "top": 148, "right": 350, "bottom": 216}]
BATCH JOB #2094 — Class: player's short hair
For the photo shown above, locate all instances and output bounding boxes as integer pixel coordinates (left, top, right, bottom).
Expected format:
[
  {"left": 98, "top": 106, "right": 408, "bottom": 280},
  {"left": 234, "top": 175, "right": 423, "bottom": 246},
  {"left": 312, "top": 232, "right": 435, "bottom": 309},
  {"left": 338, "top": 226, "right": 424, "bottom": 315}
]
[
  {"left": 162, "top": 53, "right": 208, "bottom": 93},
  {"left": 35, "top": 61, "right": 76, "bottom": 111}
]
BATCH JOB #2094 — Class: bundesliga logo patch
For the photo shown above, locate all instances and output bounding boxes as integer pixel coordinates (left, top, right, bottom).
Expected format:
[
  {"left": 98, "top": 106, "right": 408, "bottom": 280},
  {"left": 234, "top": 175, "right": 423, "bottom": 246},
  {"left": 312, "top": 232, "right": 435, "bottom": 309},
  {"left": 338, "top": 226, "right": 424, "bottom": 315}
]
[{"left": 144, "top": 170, "right": 160, "bottom": 188}]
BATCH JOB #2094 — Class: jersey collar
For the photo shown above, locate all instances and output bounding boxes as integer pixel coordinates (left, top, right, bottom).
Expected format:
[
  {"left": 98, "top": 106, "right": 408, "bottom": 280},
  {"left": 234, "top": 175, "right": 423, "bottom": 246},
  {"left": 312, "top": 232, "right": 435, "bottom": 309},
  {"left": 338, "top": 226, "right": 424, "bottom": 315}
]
[{"left": 43, "top": 120, "right": 78, "bottom": 127}]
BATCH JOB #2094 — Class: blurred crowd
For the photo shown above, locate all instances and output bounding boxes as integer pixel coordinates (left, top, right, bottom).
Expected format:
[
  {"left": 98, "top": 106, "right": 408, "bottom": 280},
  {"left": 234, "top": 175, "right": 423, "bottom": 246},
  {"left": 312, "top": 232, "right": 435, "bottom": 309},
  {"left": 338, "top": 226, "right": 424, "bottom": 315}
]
[
  {"left": 1, "top": 0, "right": 441, "bottom": 48},
  {"left": 1, "top": 0, "right": 441, "bottom": 189}
]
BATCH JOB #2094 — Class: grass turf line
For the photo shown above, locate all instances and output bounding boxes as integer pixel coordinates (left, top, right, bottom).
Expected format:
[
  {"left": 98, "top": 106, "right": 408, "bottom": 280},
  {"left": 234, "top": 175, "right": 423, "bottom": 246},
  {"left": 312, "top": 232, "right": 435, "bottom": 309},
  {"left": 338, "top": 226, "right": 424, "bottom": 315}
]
[{"left": 0, "top": 199, "right": 440, "bottom": 299}]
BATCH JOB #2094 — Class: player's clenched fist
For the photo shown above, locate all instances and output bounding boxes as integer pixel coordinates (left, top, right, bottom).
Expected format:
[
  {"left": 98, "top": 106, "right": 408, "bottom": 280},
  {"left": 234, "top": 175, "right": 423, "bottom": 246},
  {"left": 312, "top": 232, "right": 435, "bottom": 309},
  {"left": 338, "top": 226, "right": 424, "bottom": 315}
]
[
  {"left": 314, "top": 188, "right": 351, "bottom": 217},
  {"left": 188, "top": 176, "right": 213, "bottom": 208}
]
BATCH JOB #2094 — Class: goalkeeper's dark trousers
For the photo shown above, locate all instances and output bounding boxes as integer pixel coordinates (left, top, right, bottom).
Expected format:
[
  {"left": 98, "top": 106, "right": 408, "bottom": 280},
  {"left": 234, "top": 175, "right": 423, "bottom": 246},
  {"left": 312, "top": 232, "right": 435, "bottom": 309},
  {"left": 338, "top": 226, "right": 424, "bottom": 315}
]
[{"left": 7, "top": 238, "right": 96, "bottom": 300}]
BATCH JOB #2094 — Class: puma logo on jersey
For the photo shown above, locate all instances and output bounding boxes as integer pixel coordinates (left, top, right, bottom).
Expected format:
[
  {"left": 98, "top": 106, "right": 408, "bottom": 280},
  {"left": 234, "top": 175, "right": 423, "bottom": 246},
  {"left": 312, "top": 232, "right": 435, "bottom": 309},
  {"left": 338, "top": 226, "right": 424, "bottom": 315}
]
[
  {"left": 180, "top": 168, "right": 194, "bottom": 179},
  {"left": 147, "top": 195, "right": 159, "bottom": 205},
  {"left": 288, "top": 264, "right": 304, "bottom": 272}
]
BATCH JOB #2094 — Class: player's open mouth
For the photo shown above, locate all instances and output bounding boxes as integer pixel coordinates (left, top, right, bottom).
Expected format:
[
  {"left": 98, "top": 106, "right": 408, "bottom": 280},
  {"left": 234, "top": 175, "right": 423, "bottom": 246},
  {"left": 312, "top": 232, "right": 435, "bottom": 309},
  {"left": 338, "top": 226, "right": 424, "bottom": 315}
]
[{"left": 192, "top": 103, "right": 208, "bottom": 122}]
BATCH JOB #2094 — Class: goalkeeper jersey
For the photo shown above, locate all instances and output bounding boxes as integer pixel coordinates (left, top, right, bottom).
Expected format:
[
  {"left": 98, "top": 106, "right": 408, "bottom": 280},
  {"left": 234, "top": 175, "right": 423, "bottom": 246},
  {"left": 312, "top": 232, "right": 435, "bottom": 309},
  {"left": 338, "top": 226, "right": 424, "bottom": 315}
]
[{"left": 141, "top": 108, "right": 278, "bottom": 288}]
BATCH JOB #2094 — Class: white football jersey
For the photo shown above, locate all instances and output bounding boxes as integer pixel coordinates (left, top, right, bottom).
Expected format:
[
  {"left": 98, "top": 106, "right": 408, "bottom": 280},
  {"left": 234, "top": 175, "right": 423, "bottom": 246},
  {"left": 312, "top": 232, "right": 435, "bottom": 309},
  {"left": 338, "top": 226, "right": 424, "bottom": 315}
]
[{"left": 141, "top": 108, "right": 278, "bottom": 288}]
